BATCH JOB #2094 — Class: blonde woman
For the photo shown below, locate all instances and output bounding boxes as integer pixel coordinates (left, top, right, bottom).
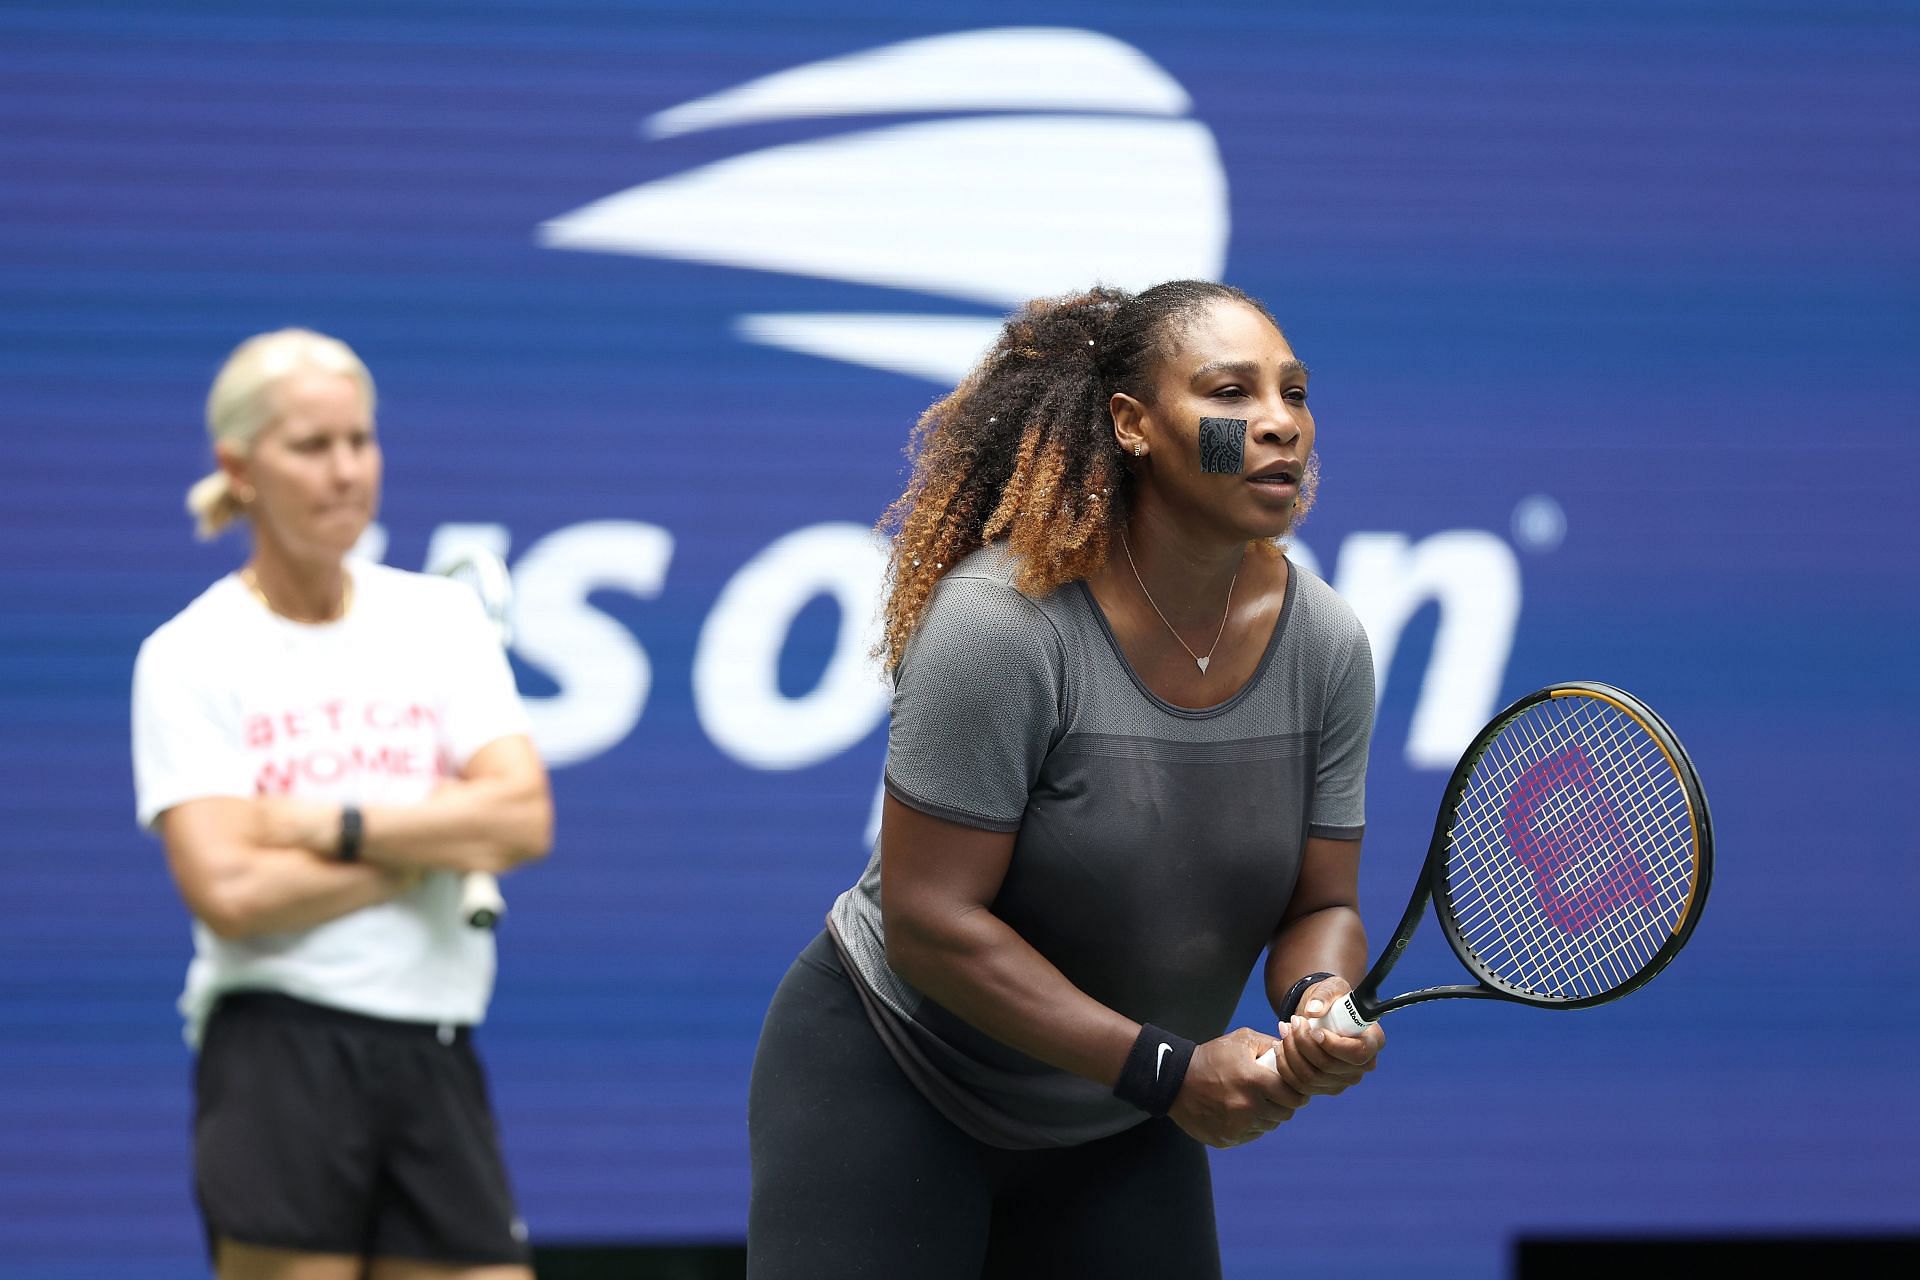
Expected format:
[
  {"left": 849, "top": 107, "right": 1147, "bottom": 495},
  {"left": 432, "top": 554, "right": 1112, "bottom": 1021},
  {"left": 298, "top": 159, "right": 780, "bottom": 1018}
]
[{"left": 131, "top": 329, "right": 552, "bottom": 1280}]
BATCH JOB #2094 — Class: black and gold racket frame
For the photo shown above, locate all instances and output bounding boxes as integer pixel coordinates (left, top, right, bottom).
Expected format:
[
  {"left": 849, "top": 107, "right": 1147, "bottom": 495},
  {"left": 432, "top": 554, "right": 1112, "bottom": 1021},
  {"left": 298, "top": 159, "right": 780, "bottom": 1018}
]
[{"left": 1347, "top": 680, "right": 1714, "bottom": 1022}]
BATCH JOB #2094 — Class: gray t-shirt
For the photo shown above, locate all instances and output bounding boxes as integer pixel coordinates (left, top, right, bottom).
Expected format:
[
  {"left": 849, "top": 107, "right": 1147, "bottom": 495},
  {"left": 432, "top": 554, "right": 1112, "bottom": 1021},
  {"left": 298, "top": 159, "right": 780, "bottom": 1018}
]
[{"left": 827, "top": 542, "right": 1375, "bottom": 1149}]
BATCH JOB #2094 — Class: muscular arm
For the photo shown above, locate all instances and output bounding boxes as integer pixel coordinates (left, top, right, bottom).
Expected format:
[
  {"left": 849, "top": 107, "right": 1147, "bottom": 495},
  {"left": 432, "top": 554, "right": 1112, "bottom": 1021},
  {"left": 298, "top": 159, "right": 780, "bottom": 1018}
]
[
  {"left": 880, "top": 796, "right": 1306, "bottom": 1146},
  {"left": 1264, "top": 834, "right": 1385, "bottom": 1093},
  {"left": 259, "top": 735, "right": 553, "bottom": 875},
  {"left": 880, "top": 795, "right": 1140, "bottom": 1085},
  {"left": 160, "top": 798, "right": 414, "bottom": 940},
  {"left": 1264, "top": 835, "right": 1370, "bottom": 1011}
]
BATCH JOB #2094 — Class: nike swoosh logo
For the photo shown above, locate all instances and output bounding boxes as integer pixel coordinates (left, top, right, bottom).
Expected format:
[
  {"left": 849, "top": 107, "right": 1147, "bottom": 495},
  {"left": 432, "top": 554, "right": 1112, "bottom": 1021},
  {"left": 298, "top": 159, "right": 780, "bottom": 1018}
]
[{"left": 1155, "top": 1042, "right": 1172, "bottom": 1078}]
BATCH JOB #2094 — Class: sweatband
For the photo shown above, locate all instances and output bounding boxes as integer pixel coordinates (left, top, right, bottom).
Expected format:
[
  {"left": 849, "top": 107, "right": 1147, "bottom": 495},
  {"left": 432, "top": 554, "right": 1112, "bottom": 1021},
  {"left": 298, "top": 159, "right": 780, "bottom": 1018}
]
[{"left": 1113, "top": 1023, "right": 1197, "bottom": 1115}]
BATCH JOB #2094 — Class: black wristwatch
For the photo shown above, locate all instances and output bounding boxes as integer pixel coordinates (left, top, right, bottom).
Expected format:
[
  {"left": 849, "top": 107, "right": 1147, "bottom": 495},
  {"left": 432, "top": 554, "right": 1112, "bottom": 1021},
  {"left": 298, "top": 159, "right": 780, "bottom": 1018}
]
[{"left": 336, "top": 805, "right": 364, "bottom": 863}]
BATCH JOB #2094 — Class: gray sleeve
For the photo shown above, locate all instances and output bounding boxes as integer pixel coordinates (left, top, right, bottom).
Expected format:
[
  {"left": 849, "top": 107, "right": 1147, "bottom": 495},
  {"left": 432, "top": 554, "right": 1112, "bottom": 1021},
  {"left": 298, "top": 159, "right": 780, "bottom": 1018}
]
[
  {"left": 882, "top": 575, "right": 1065, "bottom": 833},
  {"left": 1308, "top": 621, "right": 1375, "bottom": 840}
]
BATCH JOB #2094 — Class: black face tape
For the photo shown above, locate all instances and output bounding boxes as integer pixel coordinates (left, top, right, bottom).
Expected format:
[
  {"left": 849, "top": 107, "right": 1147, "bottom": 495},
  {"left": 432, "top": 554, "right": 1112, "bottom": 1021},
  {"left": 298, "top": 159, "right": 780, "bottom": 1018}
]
[{"left": 1198, "top": 417, "right": 1247, "bottom": 474}]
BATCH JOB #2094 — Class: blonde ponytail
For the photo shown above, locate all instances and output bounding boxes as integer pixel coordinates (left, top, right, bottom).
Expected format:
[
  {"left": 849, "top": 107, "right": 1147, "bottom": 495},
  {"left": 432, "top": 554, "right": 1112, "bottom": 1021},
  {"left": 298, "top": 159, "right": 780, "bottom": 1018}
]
[
  {"left": 189, "top": 328, "right": 375, "bottom": 540},
  {"left": 186, "top": 470, "right": 244, "bottom": 541}
]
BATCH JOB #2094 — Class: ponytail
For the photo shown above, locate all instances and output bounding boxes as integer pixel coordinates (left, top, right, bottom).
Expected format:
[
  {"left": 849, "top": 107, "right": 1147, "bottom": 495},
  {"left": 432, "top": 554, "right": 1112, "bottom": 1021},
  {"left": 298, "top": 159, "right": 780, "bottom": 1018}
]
[
  {"left": 877, "top": 287, "right": 1129, "bottom": 669},
  {"left": 188, "top": 328, "right": 375, "bottom": 540},
  {"left": 876, "top": 279, "right": 1283, "bottom": 670},
  {"left": 186, "top": 470, "right": 245, "bottom": 541}
]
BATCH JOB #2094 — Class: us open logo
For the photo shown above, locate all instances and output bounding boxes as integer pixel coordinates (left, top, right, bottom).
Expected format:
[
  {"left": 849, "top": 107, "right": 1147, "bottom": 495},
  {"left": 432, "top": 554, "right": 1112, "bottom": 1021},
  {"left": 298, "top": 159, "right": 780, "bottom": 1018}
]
[
  {"left": 359, "top": 27, "right": 1536, "bottom": 788},
  {"left": 539, "top": 26, "right": 1228, "bottom": 382}
]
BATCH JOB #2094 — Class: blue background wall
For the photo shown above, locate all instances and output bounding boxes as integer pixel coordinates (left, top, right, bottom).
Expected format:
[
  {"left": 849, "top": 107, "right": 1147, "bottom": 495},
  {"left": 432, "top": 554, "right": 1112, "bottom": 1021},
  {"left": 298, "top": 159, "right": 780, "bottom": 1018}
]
[{"left": 1, "top": 2, "right": 1915, "bottom": 1276}]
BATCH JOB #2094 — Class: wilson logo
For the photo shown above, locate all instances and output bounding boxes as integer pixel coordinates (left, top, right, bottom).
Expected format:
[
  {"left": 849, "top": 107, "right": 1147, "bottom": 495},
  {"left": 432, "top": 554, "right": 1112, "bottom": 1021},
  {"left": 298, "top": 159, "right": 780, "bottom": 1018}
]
[{"left": 1503, "top": 745, "right": 1656, "bottom": 934}]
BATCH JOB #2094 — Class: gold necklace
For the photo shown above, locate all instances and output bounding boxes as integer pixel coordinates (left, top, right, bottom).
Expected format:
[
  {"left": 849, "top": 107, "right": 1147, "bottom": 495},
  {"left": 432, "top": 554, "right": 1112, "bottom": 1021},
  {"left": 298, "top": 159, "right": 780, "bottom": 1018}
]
[
  {"left": 1118, "top": 533, "right": 1242, "bottom": 675},
  {"left": 239, "top": 565, "right": 354, "bottom": 623}
]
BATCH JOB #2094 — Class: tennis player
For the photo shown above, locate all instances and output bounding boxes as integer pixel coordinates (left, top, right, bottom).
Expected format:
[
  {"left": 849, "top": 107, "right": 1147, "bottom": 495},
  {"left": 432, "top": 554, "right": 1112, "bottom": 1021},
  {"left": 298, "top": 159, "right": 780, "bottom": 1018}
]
[
  {"left": 749, "top": 282, "right": 1387, "bottom": 1278},
  {"left": 131, "top": 329, "right": 551, "bottom": 1280}
]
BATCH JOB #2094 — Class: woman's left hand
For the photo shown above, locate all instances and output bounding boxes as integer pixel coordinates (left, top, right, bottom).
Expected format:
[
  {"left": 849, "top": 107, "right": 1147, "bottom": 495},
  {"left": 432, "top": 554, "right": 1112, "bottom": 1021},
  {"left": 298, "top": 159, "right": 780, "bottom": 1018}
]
[{"left": 1273, "top": 976, "right": 1385, "bottom": 1098}]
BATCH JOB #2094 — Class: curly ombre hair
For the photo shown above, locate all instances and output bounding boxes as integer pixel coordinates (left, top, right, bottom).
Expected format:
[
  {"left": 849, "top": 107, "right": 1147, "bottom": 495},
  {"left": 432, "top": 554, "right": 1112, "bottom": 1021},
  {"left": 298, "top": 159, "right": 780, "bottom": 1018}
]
[{"left": 877, "top": 280, "right": 1301, "bottom": 669}]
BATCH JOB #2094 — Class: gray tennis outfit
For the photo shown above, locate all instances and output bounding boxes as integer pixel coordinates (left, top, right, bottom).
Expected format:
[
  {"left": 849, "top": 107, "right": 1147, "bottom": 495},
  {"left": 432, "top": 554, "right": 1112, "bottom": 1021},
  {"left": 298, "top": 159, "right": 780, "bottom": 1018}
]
[{"left": 827, "top": 542, "right": 1374, "bottom": 1149}]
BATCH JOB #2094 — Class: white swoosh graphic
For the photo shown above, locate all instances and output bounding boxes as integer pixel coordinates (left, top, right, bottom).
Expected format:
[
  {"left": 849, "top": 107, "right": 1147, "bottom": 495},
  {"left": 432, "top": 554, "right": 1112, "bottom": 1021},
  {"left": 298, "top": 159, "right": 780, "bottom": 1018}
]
[
  {"left": 645, "top": 27, "right": 1190, "bottom": 139},
  {"left": 541, "top": 115, "right": 1226, "bottom": 308},
  {"left": 539, "top": 27, "right": 1231, "bottom": 384},
  {"left": 735, "top": 313, "right": 1003, "bottom": 385}
]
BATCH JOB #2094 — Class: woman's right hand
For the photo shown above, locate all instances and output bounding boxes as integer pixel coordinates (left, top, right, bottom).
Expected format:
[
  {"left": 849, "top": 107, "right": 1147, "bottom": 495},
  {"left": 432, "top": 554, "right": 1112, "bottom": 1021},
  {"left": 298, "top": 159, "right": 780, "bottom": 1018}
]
[{"left": 1168, "top": 1027, "right": 1311, "bottom": 1148}]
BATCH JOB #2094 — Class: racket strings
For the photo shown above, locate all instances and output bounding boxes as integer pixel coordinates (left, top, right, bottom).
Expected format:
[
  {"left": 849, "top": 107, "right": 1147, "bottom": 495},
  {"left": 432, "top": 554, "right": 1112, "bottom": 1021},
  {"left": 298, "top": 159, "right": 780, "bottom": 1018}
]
[
  {"left": 1442, "top": 694, "right": 1699, "bottom": 1001},
  {"left": 1462, "top": 704, "right": 1694, "bottom": 995},
  {"left": 1459, "top": 704, "right": 1692, "bottom": 996},
  {"left": 1487, "top": 708, "right": 1689, "bottom": 984}
]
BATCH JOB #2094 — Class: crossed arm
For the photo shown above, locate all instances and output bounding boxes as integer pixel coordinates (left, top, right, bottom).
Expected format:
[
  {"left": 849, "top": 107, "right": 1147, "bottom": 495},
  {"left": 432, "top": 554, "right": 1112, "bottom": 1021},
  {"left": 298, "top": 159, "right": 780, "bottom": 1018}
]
[{"left": 159, "top": 734, "right": 551, "bottom": 940}]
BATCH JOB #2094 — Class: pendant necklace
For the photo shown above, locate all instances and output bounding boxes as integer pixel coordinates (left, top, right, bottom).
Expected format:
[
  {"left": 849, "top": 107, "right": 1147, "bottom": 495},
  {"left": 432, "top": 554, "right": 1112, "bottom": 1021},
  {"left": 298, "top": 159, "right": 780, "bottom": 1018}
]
[{"left": 1118, "top": 532, "right": 1241, "bottom": 675}]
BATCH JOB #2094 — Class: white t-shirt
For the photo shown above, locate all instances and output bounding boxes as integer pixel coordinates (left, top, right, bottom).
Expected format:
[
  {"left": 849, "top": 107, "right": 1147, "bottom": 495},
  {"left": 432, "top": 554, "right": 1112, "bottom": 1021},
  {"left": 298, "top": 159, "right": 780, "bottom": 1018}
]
[{"left": 131, "top": 561, "right": 533, "bottom": 1045}]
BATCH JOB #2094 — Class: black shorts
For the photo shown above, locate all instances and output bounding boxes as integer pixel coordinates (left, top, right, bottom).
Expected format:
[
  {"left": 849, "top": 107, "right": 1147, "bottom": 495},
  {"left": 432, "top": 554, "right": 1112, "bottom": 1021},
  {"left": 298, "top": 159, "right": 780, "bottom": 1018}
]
[
  {"left": 194, "top": 991, "right": 530, "bottom": 1265},
  {"left": 748, "top": 933, "right": 1221, "bottom": 1280}
]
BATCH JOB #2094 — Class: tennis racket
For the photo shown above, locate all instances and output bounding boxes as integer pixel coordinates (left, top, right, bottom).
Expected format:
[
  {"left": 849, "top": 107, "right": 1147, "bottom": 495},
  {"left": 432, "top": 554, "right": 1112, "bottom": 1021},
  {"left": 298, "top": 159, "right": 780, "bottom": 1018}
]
[
  {"left": 1257, "top": 680, "right": 1711, "bottom": 1068},
  {"left": 432, "top": 546, "right": 517, "bottom": 930}
]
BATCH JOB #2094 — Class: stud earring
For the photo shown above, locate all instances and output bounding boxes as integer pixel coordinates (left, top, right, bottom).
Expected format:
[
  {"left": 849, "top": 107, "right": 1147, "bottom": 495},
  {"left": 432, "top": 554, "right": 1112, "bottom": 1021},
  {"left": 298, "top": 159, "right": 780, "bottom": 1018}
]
[{"left": 1133, "top": 443, "right": 1146, "bottom": 457}]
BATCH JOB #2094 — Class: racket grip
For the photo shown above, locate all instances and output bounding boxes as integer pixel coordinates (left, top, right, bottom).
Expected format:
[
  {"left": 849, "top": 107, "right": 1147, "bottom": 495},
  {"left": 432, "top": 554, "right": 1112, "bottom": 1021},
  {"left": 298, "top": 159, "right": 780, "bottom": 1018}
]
[
  {"left": 460, "top": 871, "right": 506, "bottom": 929},
  {"left": 1306, "top": 991, "right": 1374, "bottom": 1038},
  {"left": 1254, "top": 992, "right": 1375, "bottom": 1072}
]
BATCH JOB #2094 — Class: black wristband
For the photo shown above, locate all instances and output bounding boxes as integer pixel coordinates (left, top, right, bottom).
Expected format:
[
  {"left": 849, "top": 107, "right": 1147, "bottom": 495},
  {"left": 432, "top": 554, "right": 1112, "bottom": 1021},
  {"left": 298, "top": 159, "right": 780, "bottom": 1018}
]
[
  {"left": 1113, "top": 1024, "right": 1196, "bottom": 1116},
  {"left": 1279, "top": 972, "right": 1336, "bottom": 1022},
  {"left": 336, "top": 805, "right": 363, "bottom": 863}
]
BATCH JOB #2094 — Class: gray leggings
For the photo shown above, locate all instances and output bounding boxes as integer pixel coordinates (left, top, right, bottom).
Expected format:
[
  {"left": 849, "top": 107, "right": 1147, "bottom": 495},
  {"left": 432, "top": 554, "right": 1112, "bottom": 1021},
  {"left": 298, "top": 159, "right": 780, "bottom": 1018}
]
[{"left": 747, "top": 932, "right": 1222, "bottom": 1280}]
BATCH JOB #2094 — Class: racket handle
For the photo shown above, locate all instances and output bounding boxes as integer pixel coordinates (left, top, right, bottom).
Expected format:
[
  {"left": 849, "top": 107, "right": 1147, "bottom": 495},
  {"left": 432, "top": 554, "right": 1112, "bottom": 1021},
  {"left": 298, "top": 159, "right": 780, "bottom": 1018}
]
[
  {"left": 460, "top": 871, "right": 506, "bottom": 929},
  {"left": 1254, "top": 993, "right": 1376, "bottom": 1072},
  {"left": 1307, "top": 991, "right": 1374, "bottom": 1038}
]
